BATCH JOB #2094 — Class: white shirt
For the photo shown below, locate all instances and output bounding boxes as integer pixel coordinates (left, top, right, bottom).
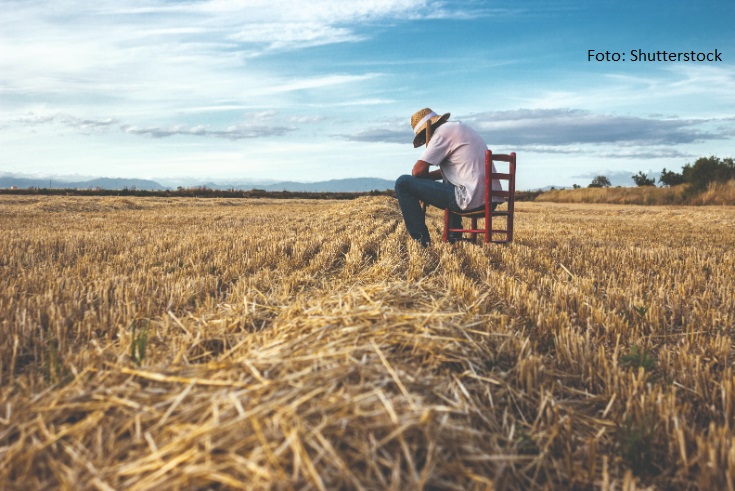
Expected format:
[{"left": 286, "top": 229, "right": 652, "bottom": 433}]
[{"left": 419, "top": 121, "right": 502, "bottom": 210}]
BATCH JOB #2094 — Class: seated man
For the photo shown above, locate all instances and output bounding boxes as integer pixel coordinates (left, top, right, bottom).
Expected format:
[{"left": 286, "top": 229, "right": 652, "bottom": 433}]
[{"left": 395, "top": 108, "right": 503, "bottom": 246}]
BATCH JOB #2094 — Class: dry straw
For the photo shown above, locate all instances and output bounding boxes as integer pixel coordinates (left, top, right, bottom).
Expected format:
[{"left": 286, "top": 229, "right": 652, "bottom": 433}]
[
  {"left": 1, "top": 195, "right": 734, "bottom": 489},
  {"left": 536, "top": 179, "right": 735, "bottom": 206}
]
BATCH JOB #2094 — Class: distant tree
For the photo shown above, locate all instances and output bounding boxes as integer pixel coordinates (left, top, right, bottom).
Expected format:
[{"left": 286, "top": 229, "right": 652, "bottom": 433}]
[
  {"left": 632, "top": 171, "right": 656, "bottom": 187},
  {"left": 588, "top": 175, "right": 611, "bottom": 188},
  {"left": 573, "top": 184, "right": 581, "bottom": 189},
  {"left": 682, "top": 156, "right": 735, "bottom": 192},
  {"left": 658, "top": 168, "right": 685, "bottom": 187}
]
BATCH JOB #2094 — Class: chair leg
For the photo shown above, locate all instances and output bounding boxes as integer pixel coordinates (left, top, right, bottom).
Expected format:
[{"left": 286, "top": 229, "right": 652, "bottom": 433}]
[
  {"left": 471, "top": 217, "right": 477, "bottom": 242},
  {"left": 508, "top": 208, "right": 514, "bottom": 242},
  {"left": 443, "top": 209, "right": 450, "bottom": 243},
  {"left": 486, "top": 211, "right": 492, "bottom": 243},
  {"left": 507, "top": 215, "right": 512, "bottom": 242}
]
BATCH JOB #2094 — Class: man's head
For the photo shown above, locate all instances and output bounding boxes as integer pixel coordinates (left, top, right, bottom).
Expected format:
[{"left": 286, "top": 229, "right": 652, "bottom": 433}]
[{"left": 410, "top": 108, "right": 450, "bottom": 148}]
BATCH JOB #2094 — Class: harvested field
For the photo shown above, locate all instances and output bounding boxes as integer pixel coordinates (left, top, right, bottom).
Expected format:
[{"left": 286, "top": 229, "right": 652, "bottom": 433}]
[{"left": 1, "top": 195, "right": 734, "bottom": 490}]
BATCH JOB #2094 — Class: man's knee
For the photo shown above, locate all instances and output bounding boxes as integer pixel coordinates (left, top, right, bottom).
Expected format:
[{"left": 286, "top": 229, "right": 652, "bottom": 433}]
[{"left": 394, "top": 174, "right": 413, "bottom": 193}]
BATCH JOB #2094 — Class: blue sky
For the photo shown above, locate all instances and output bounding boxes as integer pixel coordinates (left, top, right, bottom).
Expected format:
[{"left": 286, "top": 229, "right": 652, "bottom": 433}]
[{"left": 1, "top": 0, "right": 733, "bottom": 189}]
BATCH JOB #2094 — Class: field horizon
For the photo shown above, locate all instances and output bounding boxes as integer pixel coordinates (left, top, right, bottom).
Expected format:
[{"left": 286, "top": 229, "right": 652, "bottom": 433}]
[{"left": 1, "top": 195, "right": 734, "bottom": 489}]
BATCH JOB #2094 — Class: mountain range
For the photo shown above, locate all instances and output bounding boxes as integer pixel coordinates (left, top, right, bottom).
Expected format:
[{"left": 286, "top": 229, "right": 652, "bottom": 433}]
[{"left": 0, "top": 175, "right": 396, "bottom": 193}]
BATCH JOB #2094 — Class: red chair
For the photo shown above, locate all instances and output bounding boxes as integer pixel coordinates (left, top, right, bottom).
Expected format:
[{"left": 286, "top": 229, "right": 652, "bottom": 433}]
[{"left": 442, "top": 150, "right": 516, "bottom": 244}]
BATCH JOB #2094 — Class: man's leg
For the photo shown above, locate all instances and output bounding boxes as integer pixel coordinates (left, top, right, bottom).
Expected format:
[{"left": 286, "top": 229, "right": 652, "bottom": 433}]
[
  {"left": 394, "top": 175, "right": 457, "bottom": 245},
  {"left": 445, "top": 178, "right": 462, "bottom": 240}
]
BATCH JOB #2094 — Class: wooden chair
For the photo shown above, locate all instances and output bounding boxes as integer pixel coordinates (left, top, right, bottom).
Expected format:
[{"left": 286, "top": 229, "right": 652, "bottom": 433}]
[{"left": 442, "top": 150, "right": 516, "bottom": 244}]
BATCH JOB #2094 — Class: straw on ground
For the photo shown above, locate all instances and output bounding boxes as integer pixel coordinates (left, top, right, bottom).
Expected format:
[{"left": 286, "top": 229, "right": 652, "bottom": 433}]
[{"left": 1, "top": 195, "right": 734, "bottom": 490}]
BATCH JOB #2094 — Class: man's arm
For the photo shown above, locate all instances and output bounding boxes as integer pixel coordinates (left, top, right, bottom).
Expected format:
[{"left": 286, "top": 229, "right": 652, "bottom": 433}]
[{"left": 412, "top": 160, "right": 443, "bottom": 180}]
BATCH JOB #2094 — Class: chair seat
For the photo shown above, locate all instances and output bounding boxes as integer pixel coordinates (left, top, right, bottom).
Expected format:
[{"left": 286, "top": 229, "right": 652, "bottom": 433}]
[{"left": 454, "top": 204, "right": 508, "bottom": 218}]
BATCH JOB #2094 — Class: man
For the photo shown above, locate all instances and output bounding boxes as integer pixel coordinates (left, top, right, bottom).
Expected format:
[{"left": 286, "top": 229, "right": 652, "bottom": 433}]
[{"left": 394, "top": 108, "right": 503, "bottom": 246}]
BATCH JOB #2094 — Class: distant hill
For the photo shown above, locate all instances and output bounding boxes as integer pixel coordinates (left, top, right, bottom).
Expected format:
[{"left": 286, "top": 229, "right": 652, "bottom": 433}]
[
  {"left": 1, "top": 174, "right": 395, "bottom": 193},
  {"left": 257, "top": 178, "right": 394, "bottom": 193},
  {"left": 0, "top": 176, "right": 168, "bottom": 191}
]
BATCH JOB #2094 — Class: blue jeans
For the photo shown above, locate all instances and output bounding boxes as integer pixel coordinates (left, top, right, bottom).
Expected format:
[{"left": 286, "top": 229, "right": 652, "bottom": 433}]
[{"left": 394, "top": 175, "right": 463, "bottom": 245}]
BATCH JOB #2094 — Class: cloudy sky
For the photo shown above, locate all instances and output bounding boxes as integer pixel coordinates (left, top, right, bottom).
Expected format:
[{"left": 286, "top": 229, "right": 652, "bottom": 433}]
[{"left": 1, "top": 0, "right": 733, "bottom": 189}]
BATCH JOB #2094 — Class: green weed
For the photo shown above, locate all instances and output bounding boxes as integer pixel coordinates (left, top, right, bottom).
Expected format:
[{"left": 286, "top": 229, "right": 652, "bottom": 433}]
[
  {"left": 130, "top": 320, "right": 150, "bottom": 366},
  {"left": 621, "top": 344, "right": 656, "bottom": 372}
]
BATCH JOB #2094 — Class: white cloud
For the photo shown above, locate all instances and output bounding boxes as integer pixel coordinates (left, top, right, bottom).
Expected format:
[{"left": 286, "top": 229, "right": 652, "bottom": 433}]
[
  {"left": 121, "top": 122, "right": 292, "bottom": 139},
  {"left": 192, "top": 0, "right": 432, "bottom": 22},
  {"left": 463, "top": 109, "right": 729, "bottom": 146},
  {"left": 0, "top": 0, "right": 403, "bottom": 126},
  {"left": 254, "top": 74, "right": 381, "bottom": 96},
  {"left": 526, "top": 65, "right": 735, "bottom": 117},
  {"left": 340, "top": 108, "right": 733, "bottom": 153},
  {"left": 11, "top": 110, "right": 294, "bottom": 140},
  {"left": 230, "top": 23, "right": 364, "bottom": 51},
  {"left": 13, "top": 113, "right": 118, "bottom": 132},
  {"left": 94, "top": 0, "right": 440, "bottom": 52}
]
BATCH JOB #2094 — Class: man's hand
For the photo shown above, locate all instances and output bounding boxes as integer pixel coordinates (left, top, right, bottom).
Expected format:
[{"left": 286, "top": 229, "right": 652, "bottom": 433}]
[
  {"left": 412, "top": 160, "right": 430, "bottom": 178},
  {"left": 412, "top": 160, "right": 442, "bottom": 180}
]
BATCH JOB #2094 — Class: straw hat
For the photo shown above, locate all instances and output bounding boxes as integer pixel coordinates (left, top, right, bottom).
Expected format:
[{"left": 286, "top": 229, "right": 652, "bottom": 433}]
[{"left": 410, "top": 108, "right": 450, "bottom": 147}]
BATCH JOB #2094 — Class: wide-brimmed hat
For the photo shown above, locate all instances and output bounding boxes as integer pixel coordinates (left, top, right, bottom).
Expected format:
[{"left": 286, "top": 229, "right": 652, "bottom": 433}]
[{"left": 410, "top": 108, "right": 450, "bottom": 147}]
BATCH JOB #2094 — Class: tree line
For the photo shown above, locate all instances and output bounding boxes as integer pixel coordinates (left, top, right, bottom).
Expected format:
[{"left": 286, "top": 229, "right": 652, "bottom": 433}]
[{"left": 585, "top": 156, "right": 734, "bottom": 193}]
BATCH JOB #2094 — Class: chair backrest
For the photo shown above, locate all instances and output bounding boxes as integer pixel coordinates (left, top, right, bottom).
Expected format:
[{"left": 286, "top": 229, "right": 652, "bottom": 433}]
[
  {"left": 485, "top": 150, "right": 516, "bottom": 206},
  {"left": 485, "top": 150, "right": 516, "bottom": 242}
]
